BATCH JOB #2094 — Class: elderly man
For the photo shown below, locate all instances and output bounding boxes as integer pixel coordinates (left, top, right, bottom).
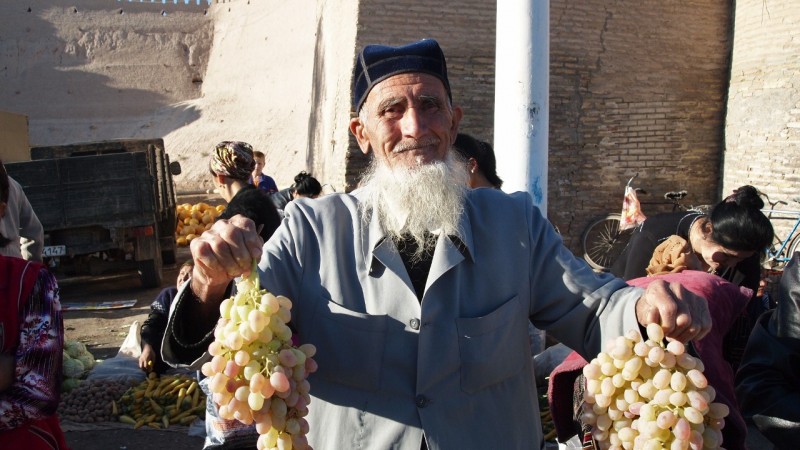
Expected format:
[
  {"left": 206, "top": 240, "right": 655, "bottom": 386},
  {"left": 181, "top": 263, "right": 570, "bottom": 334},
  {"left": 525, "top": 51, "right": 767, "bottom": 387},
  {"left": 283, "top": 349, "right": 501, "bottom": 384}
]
[{"left": 164, "top": 39, "right": 710, "bottom": 449}]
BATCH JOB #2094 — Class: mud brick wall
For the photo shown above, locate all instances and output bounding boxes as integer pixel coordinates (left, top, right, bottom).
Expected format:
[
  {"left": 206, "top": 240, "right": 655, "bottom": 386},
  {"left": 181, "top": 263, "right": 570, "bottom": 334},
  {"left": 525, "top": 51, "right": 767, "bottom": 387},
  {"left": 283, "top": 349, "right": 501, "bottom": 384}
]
[
  {"left": 725, "top": 0, "right": 800, "bottom": 246},
  {"left": 349, "top": 0, "right": 731, "bottom": 254}
]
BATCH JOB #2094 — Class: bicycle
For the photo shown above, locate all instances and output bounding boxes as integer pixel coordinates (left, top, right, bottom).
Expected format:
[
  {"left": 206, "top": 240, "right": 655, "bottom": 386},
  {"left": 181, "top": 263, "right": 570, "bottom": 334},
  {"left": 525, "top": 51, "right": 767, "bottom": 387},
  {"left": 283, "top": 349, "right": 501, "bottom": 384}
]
[
  {"left": 760, "top": 194, "right": 800, "bottom": 269},
  {"left": 581, "top": 174, "right": 702, "bottom": 271}
]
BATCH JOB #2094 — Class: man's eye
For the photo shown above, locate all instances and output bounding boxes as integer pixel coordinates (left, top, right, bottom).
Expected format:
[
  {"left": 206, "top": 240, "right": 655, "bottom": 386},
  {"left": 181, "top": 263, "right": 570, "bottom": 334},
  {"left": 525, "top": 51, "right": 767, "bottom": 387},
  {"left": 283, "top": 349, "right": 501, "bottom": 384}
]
[
  {"left": 382, "top": 106, "right": 402, "bottom": 117},
  {"left": 420, "top": 99, "right": 441, "bottom": 111}
]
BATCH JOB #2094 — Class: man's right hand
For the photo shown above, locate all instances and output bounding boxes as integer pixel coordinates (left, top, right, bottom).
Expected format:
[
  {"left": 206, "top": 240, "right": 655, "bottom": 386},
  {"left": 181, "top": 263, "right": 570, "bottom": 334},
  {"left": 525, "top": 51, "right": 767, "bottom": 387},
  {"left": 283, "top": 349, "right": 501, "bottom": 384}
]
[{"left": 189, "top": 214, "right": 264, "bottom": 303}]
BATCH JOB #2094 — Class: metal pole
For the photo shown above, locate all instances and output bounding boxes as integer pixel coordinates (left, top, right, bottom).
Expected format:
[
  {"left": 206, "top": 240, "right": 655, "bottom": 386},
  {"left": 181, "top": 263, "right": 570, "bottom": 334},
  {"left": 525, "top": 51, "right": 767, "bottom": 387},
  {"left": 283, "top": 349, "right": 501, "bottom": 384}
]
[{"left": 494, "top": 0, "right": 549, "bottom": 214}]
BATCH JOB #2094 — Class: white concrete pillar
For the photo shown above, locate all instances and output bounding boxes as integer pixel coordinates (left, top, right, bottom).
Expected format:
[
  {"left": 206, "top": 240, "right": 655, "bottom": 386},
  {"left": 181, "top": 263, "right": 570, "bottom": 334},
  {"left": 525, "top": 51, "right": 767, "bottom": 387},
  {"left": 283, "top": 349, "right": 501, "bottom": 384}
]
[{"left": 494, "top": 0, "right": 550, "bottom": 214}]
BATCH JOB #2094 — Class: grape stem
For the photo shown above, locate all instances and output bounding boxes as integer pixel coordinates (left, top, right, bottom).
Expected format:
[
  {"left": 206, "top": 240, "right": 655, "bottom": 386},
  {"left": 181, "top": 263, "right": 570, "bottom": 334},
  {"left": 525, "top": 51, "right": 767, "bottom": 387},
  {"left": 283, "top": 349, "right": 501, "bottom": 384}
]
[{"left": 250, "top": 258, "right": 260, "bottom": 290}]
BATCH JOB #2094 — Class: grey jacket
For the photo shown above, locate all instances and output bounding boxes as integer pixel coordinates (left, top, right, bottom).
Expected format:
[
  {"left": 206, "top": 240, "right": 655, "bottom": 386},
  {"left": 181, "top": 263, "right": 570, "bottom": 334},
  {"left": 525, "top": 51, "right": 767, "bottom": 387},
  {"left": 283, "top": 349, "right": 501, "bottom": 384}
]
[
  {"left": 164, "top": 188, "right": 642, "bottom": 449},
  {"left": 0, "top": 177, "right": 43, "bottom": 262}
]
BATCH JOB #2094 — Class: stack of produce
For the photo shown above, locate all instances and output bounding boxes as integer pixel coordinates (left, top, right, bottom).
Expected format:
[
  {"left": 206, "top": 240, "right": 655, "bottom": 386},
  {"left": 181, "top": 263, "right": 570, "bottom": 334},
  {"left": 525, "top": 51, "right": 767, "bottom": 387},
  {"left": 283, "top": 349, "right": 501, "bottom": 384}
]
[
  {"left": 581, "top": 324, "right": 729, "bottom": 449},
  {"left": 61, "top": 340, "right": 98, "bottom": 392},
  {"left": 201, "top": 262, "right": 317, "bottom": 450},
  {"left": 116, "top": 372, "right": 206, "bottom": 429},
  {"left": 176, "top": 202, "right": 225, "bottom": 246},
  {"left": 539, "top": 390, "right": 557, "bottom": 442},
  {"left": 58, "top": 378, "right": 136, "bottom": 423}
]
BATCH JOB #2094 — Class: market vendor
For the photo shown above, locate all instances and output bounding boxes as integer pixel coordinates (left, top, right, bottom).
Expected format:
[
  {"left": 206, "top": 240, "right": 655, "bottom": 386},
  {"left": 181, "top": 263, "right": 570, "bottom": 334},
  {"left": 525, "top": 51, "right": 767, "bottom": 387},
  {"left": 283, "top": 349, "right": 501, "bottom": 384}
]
[
  {"left": 0, "top": 159, "right": 70, "bottom": 450},
  {"left": 163, "top": 38, "right": 711, "bottom": 450}
]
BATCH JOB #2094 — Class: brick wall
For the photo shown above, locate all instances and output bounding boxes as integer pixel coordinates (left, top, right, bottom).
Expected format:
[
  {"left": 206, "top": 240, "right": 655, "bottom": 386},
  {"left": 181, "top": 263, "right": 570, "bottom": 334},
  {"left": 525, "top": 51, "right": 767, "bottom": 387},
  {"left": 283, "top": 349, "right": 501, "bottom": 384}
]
[
  {"left": 725, "top": 0, "right": 800, "bottom": 244},
  {"left": 349, "top": 0, "right": 732, "bottom": 254},
  {"left": 346, "top": 0, "right": 497, "bottom": 190},
  {"left": 548, "top": 0, "right": 731, "bottom": 251}
]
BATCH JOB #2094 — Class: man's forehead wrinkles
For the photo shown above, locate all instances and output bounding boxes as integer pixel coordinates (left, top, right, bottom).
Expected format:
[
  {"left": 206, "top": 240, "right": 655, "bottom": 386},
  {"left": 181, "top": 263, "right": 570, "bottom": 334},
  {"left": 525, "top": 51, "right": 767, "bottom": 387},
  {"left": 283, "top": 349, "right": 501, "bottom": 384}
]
[
  {"left": 373, "top": 92, "right": 443, "bottom": 111},
  {"left": 377, "top": 96, "right": 406, "bottom": 110}
]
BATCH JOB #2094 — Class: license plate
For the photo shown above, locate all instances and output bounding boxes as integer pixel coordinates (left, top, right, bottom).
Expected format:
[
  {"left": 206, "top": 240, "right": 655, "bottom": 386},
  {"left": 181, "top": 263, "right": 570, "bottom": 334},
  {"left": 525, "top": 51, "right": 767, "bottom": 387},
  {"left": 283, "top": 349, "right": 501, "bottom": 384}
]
[{"left": 43, "top": 245, "right": 66, "bottom": 257}]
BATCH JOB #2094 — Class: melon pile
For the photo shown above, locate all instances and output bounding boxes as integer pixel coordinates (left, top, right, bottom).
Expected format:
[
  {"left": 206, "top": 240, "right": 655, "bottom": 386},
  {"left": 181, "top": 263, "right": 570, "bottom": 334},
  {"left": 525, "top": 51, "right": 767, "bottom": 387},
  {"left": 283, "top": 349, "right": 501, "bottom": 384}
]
[{"left": 176, "top": 202, "right": 225, "bottom": 246}]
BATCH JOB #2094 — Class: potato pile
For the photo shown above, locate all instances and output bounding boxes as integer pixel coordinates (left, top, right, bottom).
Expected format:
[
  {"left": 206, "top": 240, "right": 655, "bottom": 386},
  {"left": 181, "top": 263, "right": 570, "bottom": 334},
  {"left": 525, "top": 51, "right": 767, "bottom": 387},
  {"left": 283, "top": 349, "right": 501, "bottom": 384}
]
[
  {"left": 58, "top": 378, "right": 136, "bottom": 423},
  {"left": 116, "top": 372, "right": 206, "bottom": 429},
  {"left": 176, "top": 202, "right": 225, "bottom": 246},
  {"left": 62, "top": 340, "right": 98, "bottom": 393}
]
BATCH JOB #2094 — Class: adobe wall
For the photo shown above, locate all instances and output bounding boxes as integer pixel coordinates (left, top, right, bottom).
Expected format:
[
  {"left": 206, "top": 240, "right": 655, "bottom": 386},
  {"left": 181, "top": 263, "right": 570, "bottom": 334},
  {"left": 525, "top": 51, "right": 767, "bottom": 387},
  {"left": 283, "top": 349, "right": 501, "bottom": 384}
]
[
  {"left": 0, "top": 0, "right": 357, "bottom": 193},
  {"left": 725, "top": 0, "right": 800, "bottom": 240},
  {"left": 0, "top": 0, "right": 213, "bottom": 154}
]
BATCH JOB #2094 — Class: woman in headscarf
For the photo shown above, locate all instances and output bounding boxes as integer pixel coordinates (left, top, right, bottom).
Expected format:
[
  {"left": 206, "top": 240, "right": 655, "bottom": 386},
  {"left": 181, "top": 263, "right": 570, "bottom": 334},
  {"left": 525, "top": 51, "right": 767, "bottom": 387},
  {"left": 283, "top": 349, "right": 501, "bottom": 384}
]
[{"left": 209, "top": 141, "right": 282, "bottom": 242}]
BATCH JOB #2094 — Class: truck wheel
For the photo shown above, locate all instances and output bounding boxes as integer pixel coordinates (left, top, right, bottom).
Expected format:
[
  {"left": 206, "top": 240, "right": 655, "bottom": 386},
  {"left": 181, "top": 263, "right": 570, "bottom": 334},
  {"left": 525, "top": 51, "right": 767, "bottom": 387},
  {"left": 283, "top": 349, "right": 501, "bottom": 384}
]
[
  {"left": 139, "top": 257, "right": 163, "bottom": 288},
  {"left": 161, "top": 247, "right": 177, "bottom": 266}
]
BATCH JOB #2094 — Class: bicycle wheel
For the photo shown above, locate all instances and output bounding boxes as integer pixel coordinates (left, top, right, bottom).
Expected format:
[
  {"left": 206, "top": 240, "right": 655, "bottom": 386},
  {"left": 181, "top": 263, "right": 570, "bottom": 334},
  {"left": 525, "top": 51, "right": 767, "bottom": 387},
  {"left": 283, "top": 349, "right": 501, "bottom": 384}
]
[
  {"left": 787, "top": 232, "right": 800, "bottom": 264},
  {"left": 581, "top": 214, "right": 633, "bottom": 271}
]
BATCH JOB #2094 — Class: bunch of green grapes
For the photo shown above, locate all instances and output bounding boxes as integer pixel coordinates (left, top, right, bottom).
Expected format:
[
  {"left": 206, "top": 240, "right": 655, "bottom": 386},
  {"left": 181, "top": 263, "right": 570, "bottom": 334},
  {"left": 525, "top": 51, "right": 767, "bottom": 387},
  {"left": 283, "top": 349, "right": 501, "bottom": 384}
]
[
  {"left": 581, "top": 323, "right": 728, "bottom": 450},
  {"left": 201, "top": 262, "right": 317, "bottom": 450}
]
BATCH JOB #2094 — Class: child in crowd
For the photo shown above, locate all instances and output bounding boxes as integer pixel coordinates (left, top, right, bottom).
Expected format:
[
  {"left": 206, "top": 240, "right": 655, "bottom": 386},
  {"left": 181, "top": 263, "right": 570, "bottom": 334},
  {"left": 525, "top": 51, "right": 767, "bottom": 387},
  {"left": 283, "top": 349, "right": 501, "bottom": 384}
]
[{"left": 139, "top": 260, "right": 193, "bottom": 373}]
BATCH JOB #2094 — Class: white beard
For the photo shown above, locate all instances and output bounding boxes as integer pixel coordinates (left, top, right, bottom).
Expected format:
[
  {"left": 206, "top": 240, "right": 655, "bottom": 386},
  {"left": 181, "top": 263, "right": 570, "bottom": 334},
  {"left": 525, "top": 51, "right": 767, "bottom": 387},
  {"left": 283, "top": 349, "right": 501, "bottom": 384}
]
[{"left": 359, "top": 150, "right": 468, "bottom": 259}]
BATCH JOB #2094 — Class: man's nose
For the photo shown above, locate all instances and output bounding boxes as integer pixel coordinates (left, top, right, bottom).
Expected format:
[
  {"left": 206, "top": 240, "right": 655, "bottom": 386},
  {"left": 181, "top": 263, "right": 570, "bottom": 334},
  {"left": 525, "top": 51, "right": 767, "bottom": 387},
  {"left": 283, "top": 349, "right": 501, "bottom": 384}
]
[{"left": 400, "top": 107, "right": 426, "bottom": 137}]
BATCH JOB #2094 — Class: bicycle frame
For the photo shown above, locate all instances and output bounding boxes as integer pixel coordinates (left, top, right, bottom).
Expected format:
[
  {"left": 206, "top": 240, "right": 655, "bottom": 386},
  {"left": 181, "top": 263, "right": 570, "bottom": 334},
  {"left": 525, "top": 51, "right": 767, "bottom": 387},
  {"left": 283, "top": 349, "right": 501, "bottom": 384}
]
[{"left": 763, "top": 209, "right": 800, "bottom": 266}]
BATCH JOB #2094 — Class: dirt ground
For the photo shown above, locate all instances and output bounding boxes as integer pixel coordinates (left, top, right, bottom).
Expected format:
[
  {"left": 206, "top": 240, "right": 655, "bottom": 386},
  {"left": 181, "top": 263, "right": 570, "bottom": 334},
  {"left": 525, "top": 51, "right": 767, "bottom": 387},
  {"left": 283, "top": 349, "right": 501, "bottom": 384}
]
[{"left": 61, "top": 246, "right": 205, "bottom": 450}]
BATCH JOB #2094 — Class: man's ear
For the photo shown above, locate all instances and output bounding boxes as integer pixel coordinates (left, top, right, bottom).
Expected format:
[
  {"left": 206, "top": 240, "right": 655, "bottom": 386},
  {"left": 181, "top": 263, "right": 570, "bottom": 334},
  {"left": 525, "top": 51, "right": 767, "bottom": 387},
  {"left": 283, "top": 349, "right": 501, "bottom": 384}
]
[
  {"left": 449, "top": 105, "right": 464, "bottom": 145},
  {"left": 350, "top": 116, "right": 372, "bottom": 155}
]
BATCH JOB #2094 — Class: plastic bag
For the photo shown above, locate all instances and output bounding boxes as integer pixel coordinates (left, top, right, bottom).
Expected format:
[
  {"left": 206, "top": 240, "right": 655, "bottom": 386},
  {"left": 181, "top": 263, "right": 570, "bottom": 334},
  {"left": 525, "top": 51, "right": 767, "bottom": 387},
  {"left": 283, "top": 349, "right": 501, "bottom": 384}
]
[
  {"left": 199, "top": 376, "right": 259, "bottom": 449},
  {"left": 619, "top": 186, "right": 646, "bottom": 230},
  {"left": 86, "top": 322, "right": 147, "bottom": 384},
  {"left": 87, "top": 321, "right": 194, "bottom": 383}
]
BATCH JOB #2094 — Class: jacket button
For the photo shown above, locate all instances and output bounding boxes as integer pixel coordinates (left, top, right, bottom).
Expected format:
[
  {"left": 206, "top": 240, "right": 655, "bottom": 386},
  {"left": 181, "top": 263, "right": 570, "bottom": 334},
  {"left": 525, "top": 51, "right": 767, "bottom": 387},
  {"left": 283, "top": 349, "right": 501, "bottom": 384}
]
[
  {"left": 415, "top": 394, "right": 428, "bottom": 408},
  {"left": 409, "top": 318, "right": 420, "bottom": 330}
]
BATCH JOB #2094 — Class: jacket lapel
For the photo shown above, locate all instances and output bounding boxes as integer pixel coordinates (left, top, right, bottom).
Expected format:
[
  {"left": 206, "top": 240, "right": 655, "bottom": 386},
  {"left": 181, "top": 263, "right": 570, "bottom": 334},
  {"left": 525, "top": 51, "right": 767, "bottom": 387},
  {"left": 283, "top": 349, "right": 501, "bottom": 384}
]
[{"left": 424, "top": 210, "right": 474, "bottom": 297}]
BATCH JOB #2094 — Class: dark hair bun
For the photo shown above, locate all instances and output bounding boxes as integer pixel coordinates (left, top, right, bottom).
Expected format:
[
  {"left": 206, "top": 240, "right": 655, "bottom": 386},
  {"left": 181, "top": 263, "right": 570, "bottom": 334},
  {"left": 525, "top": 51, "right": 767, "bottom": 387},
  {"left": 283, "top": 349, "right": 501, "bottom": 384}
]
[
  {"left": 295, "top": 171, "right": 312, "bottom": 184},
  {"left": 292, "top": 171, "right": 322, "bottom": 198},
  {"left": 728, "top": 185, "right": 764, "bottom": 210}
]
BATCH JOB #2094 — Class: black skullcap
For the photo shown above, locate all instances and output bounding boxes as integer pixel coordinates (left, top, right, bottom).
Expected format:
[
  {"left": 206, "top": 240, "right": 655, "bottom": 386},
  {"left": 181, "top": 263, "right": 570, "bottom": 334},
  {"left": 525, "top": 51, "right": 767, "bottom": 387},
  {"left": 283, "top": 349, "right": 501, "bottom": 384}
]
[{"left": 352, "top": 38, "right": 451, "bottom": 113}]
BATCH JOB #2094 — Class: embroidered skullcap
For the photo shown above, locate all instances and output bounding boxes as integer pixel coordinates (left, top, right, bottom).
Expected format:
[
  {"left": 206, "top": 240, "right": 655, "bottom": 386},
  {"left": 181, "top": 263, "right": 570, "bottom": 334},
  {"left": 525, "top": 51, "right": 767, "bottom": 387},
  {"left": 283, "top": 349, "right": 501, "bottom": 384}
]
[
  {"left": 209, "top": 141, "right": 255, "bottom": 181},
  {"left": 352, "top": 38, "right": 451, "bottom": 113}
]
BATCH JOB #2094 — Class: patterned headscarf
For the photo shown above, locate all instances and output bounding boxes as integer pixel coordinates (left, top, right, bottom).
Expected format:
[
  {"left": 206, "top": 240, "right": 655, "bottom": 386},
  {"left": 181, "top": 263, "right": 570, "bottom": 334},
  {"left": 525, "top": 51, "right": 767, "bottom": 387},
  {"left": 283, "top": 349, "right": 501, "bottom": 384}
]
[{"left": 209, "top": 141, "right": 256, "bottom": 181}]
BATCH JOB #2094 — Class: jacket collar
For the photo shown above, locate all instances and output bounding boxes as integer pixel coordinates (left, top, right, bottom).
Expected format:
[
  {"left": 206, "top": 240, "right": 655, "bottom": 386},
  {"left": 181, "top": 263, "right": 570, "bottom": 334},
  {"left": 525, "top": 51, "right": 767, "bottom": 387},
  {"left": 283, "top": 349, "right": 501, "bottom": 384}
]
[{"left": 363, "top": 197, "right": 475, "bottom": 273}]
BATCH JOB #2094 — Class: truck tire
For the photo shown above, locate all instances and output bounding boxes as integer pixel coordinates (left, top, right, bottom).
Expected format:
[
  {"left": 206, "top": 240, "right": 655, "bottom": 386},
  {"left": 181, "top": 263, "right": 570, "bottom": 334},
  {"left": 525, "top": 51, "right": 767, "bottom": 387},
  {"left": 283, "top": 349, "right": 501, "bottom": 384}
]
[
  {"left": 161, "top": 247, "right": 177, "bottom": 266},
  {"left": 139, "top": 257, "right": 163, "bottom": 288}
]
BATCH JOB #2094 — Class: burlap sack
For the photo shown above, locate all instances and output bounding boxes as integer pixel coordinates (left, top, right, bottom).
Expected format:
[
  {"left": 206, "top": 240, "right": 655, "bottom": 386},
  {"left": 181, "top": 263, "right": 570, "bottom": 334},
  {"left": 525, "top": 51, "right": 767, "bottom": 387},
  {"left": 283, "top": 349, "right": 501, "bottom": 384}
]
[{"left": 645, "top": 234, "right": 703, "bottom": 276}]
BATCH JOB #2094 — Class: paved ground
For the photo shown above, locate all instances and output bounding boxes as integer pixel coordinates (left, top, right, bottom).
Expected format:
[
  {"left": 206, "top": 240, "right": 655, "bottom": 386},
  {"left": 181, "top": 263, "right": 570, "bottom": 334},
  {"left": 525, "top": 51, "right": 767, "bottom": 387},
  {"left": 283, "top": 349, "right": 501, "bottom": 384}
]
[{"left": 65, "top": 428, "right": 204, "bottom": 450}]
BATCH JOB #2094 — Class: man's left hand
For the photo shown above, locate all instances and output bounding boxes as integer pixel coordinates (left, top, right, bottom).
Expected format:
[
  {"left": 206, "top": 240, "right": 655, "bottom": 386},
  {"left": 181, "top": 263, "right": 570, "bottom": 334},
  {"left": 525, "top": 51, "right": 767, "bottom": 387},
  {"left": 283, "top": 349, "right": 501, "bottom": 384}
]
[{"left": 635, "top": 279, "right": 711, "bottom": 342}]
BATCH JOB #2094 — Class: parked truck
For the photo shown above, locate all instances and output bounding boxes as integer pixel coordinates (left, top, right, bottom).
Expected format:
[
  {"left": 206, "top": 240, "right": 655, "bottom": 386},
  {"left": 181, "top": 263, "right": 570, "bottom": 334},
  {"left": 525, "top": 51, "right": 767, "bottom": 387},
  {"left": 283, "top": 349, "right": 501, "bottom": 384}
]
[{"left": 5, "top": 138, "right": 180, "bottom": 287}]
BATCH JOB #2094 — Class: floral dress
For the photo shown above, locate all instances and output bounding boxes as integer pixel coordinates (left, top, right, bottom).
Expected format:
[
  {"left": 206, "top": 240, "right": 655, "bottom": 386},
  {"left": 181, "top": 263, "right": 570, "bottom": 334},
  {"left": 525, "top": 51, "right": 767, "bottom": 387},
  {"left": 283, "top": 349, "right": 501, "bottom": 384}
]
[{"left": 0, "top": 256, "right": 69, "bottom": 449}]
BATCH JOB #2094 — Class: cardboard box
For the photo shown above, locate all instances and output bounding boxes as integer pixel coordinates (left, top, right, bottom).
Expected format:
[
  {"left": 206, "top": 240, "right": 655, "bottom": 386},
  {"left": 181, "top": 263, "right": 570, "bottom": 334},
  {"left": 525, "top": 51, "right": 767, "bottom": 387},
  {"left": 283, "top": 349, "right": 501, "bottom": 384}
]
[{"left": 0, "top": 110, "right": 30, "bottom": 162}]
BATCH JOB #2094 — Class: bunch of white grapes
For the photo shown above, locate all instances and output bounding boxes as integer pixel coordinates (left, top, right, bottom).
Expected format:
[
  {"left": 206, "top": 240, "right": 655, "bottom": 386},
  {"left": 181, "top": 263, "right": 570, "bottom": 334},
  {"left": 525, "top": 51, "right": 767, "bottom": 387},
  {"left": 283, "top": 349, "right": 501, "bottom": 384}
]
[
  {"left": 581, "top": 323, "right": 728, "bottom": 450},
  {"left": 201, "top": 268, "right": 317, "bottom": 450}
]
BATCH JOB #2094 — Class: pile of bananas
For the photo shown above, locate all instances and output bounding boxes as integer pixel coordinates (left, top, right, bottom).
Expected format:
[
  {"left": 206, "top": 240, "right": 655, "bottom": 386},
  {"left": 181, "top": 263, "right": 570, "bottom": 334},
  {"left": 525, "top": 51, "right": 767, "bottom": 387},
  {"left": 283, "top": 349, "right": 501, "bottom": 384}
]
[{"left": 116, "top": 372, "right": 206, "bottom": 429}]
